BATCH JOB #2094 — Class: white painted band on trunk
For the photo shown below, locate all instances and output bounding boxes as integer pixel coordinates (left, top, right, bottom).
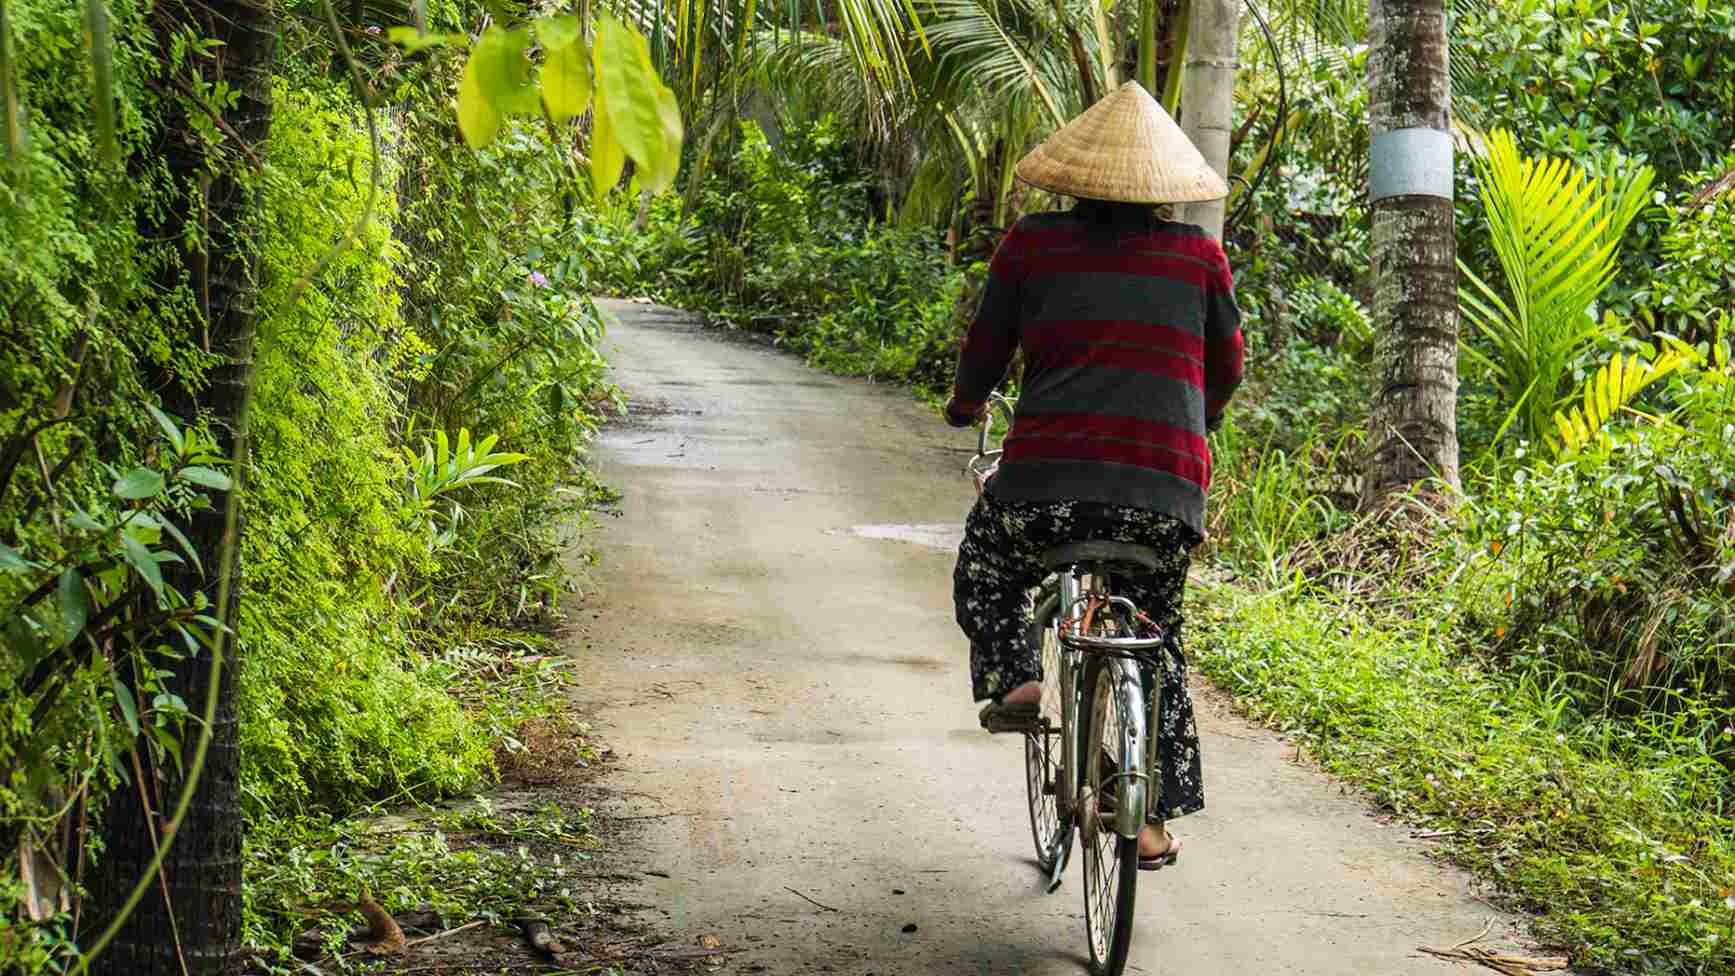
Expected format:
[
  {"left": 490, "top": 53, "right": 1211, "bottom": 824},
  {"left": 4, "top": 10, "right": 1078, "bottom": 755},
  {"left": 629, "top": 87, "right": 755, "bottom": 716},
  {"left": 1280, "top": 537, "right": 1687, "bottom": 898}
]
[{"left": 1369, "top": 127, "right": 1454, "bottom": 202}]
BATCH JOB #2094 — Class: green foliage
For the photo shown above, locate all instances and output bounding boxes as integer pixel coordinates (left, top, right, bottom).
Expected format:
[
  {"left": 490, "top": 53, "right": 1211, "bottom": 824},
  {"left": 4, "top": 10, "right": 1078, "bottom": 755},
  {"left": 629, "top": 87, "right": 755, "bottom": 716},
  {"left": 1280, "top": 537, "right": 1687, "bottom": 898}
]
[
  {"left": 1467, "top": 345, "right": 1735, "bottom": 710},
  {"left": 1222, "top": 45, "right": 1371, "bottom": 374},
  {"left": 800, "top": 249, "right": 963, "bottom": 383},
  {"left": 1192, "top": 583, "right": 1735, "bottom": 973},
  {"left": 1206, "top": 66, "right": 1735, "bottom": 963},
  {"left": 3, "top": 410, "right": 228, "bottom": 842},
  {"left": 6, "top": 4, "right": 634, "bottom": 962},
  {"left": 402, "top": 427, "right": 531, "bottom": 551},
  {"left": 1, "top": 0, "right": 178, "bottom": 427},
  {"left": 601, "top": 117, "right": 966, "bottom": 393},
  {"left": 0, "top": 2, "right": 226, "bottom": 962},
  {"left": 1453, "top": 0, "right": 1735, "bottom": 188},
  {"left": 1639, "top": 161, "right": 1735, "bottom": 347},
  {"left": 1286, "top": 274, "right": 1370, "bottom": 354},
  {"left": 1458, "top": 128, "right": 1655, "bottom": 444},
  {"left": 917, "top": 0, "right": 1072, "bottom": 122},
  {"left": 1452, "top": 0, "right": 1735, "bottom": 310},
  {"left": 389, "top": 48, "right": 622, "bottom": 623}
]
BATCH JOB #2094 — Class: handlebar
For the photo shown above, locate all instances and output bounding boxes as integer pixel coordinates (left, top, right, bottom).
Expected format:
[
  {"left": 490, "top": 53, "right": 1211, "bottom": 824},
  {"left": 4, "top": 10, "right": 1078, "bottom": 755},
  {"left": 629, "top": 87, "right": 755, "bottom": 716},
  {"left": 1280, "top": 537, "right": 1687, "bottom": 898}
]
[
  {"left": 966, "top": 393, "right": 1017, "bottom": 492},
  {"left": 1061, "top": 633, "right": 1167, "bottom": 652},
  {"left": 975, "top": 392, "right": 1016, "bottom": 457}
]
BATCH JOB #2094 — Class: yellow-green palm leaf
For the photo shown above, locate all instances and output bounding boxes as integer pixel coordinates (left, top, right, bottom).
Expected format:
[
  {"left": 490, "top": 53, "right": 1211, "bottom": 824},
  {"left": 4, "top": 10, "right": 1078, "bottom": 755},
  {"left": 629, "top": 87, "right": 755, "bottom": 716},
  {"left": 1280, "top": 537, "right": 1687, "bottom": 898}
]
[
  {"left": 1458, "top": 128, "right": 1655, "bottom": 443},
  {"left": 1547, "top": 346, "right": 1691, "bottom": 457}
]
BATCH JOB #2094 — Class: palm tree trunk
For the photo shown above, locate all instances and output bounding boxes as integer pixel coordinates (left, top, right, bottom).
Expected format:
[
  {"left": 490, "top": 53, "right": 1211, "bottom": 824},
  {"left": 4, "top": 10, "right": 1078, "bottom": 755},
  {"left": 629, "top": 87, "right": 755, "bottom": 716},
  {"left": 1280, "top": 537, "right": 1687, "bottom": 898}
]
[
  {"left": 1137, "top": 0, "right": 1158, "bottom": 91},
  {"left": 1156, "top": 0, "right": 1190, "bottom": 115},
  {"left": 85, "top": 3, "right": 275, "bottom": 973},
  {"left": 1359, "top": 0, "right": 1459, "bottom": 506},
  {"left": 1053, "top": 0, "right": 1100, "bottom": 106},
  {"left": 1176, "top": 0, "right": 1237, "bottom": 239}
]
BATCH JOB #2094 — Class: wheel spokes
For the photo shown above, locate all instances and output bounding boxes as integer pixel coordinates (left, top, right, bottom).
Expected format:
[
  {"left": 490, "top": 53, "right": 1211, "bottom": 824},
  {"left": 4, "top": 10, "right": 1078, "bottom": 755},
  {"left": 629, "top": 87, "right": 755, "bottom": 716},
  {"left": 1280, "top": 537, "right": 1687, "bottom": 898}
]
[
  {"left": 1025, "top": 616, "right": 1069, "bottom": 870},
  {"left": 1082, "top": 664, "right": 1132, "bottom": 968}
]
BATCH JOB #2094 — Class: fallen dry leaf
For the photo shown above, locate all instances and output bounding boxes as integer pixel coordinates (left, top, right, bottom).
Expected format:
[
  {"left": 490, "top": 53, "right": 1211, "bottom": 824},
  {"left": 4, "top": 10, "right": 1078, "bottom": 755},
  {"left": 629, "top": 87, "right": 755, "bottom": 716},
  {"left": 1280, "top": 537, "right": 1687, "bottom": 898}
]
[
  {"left": 358, "top": 894, "right": 406, "bottom": 956},
  {"left": 520, "top": 917, "right": 567, "bottom": 958},
  {"left": 1418, "top": 945, "right": 1568, "bottom": 975},
  {"left": 17, "top": 835, "right": 66, "bottom": 922}
]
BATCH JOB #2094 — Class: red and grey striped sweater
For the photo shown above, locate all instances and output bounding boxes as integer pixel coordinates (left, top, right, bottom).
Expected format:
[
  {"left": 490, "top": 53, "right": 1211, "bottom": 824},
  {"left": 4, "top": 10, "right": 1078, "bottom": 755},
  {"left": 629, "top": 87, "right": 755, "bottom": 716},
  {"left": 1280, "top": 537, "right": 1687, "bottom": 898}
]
[{"left": 951, "top": 208, "right": 1244, "bottom": 537}]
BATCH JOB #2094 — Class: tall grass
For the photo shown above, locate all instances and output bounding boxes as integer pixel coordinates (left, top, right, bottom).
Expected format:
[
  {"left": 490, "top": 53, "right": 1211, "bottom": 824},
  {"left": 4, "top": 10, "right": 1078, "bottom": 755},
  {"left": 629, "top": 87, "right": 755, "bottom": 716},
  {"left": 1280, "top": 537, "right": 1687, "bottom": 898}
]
[
  {"left": 1192, "top": 583, "right": 1735, "bottom": 973},
  {"left": 1206, "top": 416, "right": 1353, "bottom": 587}
]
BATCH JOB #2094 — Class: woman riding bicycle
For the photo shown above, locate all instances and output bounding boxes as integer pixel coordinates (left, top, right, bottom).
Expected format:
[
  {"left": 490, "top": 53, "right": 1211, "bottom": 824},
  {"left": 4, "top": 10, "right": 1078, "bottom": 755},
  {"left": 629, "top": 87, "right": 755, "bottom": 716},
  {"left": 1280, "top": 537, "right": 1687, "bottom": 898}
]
[{"left": 946, "top": 82, "right": 1244, "bottom": 870}]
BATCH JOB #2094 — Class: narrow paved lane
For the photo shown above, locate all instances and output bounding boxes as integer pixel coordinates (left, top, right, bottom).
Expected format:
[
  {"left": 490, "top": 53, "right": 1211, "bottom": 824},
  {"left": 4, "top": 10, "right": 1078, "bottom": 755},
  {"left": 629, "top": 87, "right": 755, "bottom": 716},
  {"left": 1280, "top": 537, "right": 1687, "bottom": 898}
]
[{"left": 566, "top": 299, "right": 1524, "bottom": 974}]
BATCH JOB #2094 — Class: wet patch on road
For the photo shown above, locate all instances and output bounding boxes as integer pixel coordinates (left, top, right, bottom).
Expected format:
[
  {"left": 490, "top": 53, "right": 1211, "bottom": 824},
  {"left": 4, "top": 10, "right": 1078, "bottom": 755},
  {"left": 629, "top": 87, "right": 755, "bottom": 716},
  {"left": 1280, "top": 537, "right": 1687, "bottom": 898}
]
[
  {"left": 835, "top": 652, "right": 951, "bottom": 674},
  {"left": 835, "top": 523, "right": 963, "bottom": 551}
]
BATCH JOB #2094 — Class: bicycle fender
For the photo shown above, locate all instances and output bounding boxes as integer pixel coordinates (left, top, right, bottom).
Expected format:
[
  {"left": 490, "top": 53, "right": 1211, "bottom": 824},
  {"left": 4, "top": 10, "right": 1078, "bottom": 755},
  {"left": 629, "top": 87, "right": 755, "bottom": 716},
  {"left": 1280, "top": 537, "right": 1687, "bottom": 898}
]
[{"left": 1110, "top": 658, "right": 1148, "bottom": 840}]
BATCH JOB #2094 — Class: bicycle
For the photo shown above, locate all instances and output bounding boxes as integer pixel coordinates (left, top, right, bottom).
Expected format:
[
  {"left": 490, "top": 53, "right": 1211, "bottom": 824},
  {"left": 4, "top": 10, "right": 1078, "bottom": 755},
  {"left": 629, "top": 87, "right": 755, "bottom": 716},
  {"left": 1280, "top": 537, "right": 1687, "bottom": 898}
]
[{"left": 967, "top": 392, "right": 1177, "bottom": 976}]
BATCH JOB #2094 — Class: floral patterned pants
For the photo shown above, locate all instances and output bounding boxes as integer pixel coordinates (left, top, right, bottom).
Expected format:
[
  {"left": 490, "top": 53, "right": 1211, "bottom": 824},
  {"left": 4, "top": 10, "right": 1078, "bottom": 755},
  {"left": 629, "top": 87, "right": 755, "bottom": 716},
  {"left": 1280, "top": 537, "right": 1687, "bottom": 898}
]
[{"left": 953, "top": 493, "right": 1205, "bottom": 819}]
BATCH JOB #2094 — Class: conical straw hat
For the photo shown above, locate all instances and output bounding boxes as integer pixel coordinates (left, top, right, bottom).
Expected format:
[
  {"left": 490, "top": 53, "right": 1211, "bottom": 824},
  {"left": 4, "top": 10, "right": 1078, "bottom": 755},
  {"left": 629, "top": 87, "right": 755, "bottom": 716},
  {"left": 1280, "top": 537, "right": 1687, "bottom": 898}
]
[{"left": 1015, "top": 81, "right": 1227, "bottom": 204}]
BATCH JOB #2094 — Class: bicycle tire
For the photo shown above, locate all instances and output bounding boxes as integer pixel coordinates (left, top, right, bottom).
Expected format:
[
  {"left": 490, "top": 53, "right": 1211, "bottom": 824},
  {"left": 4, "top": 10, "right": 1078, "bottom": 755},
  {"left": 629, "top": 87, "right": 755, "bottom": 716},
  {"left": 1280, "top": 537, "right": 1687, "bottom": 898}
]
[
  {"left": 1079, "top": 654, "right": 1139, "bottom": 976},
  {"left": 1024, "top": 584, "right": 1066, "bottom": 870}
]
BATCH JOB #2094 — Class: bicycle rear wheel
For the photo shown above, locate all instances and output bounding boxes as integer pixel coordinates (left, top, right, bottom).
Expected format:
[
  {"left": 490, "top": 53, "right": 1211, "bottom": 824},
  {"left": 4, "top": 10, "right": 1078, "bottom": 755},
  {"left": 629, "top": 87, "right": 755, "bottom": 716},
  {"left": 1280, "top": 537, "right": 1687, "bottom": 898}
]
[
  {"left": 1024, "top": 586, "right": 1066, "bottom": 870},
  {"left": 1079, "top": 655, "right": 1139, "bottom": 976}
]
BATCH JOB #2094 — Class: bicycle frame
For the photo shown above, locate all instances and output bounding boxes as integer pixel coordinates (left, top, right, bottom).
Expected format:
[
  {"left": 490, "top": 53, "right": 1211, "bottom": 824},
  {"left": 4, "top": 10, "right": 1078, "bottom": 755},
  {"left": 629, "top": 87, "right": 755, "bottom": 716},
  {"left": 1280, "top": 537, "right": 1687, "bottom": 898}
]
[{"left": 967, "top": 392, "right": 1169, "bottom": 870}]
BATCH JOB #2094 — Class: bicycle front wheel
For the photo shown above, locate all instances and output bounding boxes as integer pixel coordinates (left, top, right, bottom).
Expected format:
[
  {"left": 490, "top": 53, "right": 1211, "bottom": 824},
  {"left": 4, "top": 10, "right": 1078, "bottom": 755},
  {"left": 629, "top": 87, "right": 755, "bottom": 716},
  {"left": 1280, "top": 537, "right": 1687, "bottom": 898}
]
[
  {"left": 1079, "top": 655, "right": 1139, "bottom": 976},
  {"left": 1024, "top": 586, "right": 1066, "bottom": 870}
]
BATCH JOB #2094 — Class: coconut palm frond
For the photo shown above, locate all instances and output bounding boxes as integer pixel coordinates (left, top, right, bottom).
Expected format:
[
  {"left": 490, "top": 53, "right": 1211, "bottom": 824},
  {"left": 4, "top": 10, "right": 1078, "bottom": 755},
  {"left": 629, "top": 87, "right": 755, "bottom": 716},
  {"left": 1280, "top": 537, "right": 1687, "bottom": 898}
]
[
  {"left": 1249, "top": 0, "right": 1366, "bottom": 77},
  {"left": 823, "top": 0, "right": 923, "bottom": 98},
  {"left": 1263, "top": 0, "right": 1364, "bottom": 51},
  {"left": 637, "top": 0, "right": 918, "bottom": 109},
  {"left": 900, "top": 128, "right": 974, "bottom": 224},
  {"left": 916, "top": 0, "right": 1070, "bottom": 124},
  {"left": 1446, "top": 0, "right": 1497, "bottom": 123},
  {"left": 753, "top": 29, "right": 883, "bottom": 131}
]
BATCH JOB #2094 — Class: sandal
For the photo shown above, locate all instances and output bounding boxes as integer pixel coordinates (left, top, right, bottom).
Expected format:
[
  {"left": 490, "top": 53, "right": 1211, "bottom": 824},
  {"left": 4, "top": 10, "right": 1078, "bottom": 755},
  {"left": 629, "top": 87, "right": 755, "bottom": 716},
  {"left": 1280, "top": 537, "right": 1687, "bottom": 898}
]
[
  {"left": 978, "top": 698, "right": 1040, "bottom": 733},
  {"left": 1138, "top": 834, "right": 1182, "bottom": 871}
]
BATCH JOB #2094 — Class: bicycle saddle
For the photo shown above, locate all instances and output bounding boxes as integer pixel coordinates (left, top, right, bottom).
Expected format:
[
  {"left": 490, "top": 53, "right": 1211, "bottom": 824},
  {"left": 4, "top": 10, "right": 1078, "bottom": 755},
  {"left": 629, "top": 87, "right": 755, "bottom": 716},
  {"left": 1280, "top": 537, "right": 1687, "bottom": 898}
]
[{"left": 1040, "top": 541, "right": 1163, "bottom": 573}]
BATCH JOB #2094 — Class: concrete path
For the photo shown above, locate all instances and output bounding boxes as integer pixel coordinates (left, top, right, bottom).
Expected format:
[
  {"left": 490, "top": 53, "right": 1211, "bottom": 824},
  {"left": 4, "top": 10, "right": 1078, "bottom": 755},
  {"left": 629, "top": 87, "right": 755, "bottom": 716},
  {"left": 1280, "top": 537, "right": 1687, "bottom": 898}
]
[{"left": 565, "top": 299, "right": 1528, "bottom": 975}]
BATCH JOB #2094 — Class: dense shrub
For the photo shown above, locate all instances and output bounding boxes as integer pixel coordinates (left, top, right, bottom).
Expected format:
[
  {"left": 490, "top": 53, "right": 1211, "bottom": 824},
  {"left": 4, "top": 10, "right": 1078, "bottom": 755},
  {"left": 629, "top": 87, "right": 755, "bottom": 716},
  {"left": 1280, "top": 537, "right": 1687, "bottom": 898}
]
[
  {"left": 3, "top": 8, "right": 194, "bottom": 966},
  {"left": 1465, "top": 355, "right": 1735, "bottom": 716},
  {"left": 239, "top": 83, "right": 491, "bottom": 815},
  {"left": 2, "top": 4, "right": 622, "bottom": 963},
  {"left": 1453, "top": 0, "right": 1735, "bottom": 307},
  {"left": 390, "top": 72, "right": 621, "bottom": 623}
]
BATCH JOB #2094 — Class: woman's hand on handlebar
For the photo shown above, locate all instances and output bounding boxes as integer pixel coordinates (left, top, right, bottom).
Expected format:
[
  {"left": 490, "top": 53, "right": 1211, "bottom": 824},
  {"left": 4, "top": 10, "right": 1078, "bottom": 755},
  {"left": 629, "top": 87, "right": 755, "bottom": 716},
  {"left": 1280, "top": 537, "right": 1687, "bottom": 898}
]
[{"left": 944, "top": 397, "right": 987, "bottom": 429}]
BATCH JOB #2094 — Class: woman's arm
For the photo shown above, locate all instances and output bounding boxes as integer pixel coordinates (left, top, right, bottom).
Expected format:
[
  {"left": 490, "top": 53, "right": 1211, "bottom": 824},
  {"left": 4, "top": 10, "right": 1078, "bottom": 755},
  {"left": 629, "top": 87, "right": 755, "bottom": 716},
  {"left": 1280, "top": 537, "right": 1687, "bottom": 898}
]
[
  {"left": 946, "top": 226, "right": 1025, "bottom": 425},
  {"left": 1202, "top": 247, "right": 1245, "bottom": 426}
]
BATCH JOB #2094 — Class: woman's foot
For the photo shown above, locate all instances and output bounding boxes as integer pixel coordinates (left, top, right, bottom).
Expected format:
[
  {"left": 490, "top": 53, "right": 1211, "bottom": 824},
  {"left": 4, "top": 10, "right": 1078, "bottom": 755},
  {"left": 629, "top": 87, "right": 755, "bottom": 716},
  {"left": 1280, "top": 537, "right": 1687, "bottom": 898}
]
[
  {"left": 977, "top": 680, "right": 1043, "bottom": 732},
  {"left": 1137, "top": 825, "right": 1181, "bottom": 869}
]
